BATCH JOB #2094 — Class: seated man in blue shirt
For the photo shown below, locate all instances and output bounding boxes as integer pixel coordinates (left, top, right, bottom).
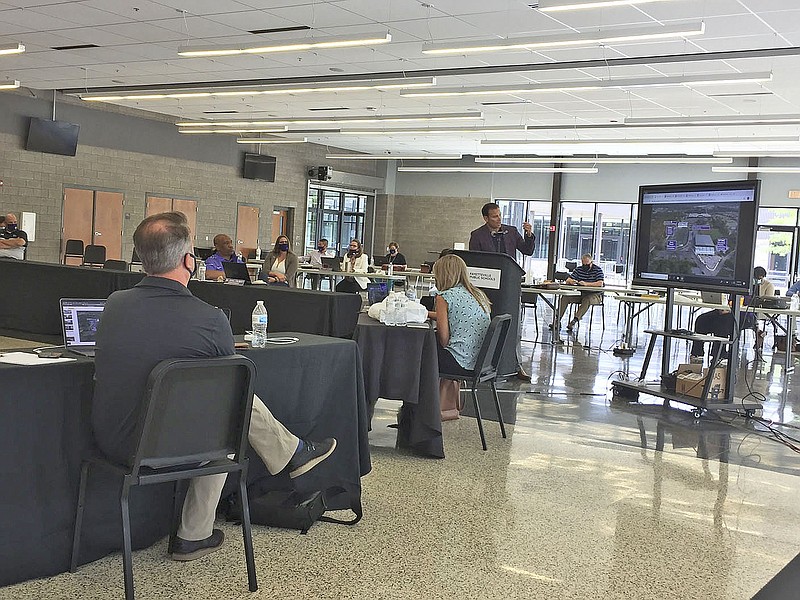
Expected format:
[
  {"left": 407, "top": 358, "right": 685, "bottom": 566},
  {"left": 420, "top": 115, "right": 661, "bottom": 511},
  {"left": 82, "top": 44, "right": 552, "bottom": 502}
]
[
  {"left": 204, "top": 234, "right": 243, "bottom": 280},
  {"left": 557, "top": 253, "right": 604, "bottom": 331},
  {"left": 786, "top": 280, "right": 800, "bottom": 297}
]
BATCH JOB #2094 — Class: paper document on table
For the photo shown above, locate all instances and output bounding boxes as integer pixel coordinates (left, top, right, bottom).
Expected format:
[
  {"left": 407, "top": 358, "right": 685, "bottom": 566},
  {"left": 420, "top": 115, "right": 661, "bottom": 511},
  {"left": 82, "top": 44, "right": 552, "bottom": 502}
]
[{"left": 0, "top": 352, "right": 76, "bottom": 365}]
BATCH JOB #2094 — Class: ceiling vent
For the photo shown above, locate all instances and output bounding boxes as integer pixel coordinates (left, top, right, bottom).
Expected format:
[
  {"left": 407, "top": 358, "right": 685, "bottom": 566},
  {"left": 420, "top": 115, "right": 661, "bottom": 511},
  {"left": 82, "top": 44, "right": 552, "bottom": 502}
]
[
  {"left": 52, "top": 44, "right": 99, "bottom": 50},
  {"left": 248, "top": 25, "right": 311, "bottom": 35}
]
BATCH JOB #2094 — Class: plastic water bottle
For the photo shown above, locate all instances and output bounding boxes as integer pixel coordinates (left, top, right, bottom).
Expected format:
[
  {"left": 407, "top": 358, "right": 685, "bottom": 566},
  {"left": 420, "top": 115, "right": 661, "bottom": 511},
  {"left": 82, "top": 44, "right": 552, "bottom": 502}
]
[
  {"left": 251, "top": 300, "right": 268, "bottom": 347},
  {"left": 396, "top": 293, "right": 408, "bottom": 326},
  {"left": 384, "top": 293, "right": 397, "bottom": 326},
  {"left": 256, "top": 245, "right": 261, "bottom": 261},
  {"left": 405, "top": 286, "right": 417, "bottom": 302},
  {"left": 196, "top": 259, "right": 206, "bottom": 281},
  {"left": 387, "top": 262, "right": 394, "bottom": 276}
]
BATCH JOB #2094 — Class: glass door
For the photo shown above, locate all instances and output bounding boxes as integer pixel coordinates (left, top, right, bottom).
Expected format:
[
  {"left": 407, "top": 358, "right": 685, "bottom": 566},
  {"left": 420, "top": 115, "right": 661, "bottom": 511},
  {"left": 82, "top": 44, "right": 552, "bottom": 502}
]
[{"left": 754, "top": 226, "right": 797, "bottom": 294}]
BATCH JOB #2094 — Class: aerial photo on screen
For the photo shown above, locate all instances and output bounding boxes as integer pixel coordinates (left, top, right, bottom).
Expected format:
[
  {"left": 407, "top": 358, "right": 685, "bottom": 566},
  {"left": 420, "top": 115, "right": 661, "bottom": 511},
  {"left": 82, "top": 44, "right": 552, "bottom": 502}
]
[{"left": 646, "top": 202, "right": 739, "bottom": 279}]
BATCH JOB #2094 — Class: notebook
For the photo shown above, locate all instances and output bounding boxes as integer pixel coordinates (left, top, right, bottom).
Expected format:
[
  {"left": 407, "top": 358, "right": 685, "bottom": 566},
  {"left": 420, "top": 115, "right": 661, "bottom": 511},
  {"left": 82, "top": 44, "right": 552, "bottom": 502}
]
[
  {"left": 60, "top": 298, "right": 106, "bottom": 357},
  {"left": 222, "top": 261, "right": 252, "bottom": 284}
]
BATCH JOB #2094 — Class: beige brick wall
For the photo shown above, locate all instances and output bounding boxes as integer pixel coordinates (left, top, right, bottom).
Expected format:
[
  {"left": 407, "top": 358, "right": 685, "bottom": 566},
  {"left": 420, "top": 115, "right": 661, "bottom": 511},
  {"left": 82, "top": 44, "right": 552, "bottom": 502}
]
[
  {"left": 0, "top": 131, "right": 379, "bottom": 263},
  {"left": 384, "top": 194, "right": 489, "bottom": 267}
]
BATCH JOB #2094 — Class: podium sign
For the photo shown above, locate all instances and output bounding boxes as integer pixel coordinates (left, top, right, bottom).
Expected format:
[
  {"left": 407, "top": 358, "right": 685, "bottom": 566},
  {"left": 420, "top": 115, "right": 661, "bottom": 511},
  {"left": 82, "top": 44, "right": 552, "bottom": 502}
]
[{"left": 467, "top": 267, "right": 502, "bottom": 290}]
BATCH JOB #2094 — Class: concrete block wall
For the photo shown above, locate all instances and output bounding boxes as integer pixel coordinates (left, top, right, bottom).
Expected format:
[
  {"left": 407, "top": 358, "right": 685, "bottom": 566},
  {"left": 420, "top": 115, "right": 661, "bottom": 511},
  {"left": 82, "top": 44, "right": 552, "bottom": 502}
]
[
  {"left": 388, "top": 194, "right": 489, "bottom": 267},
  {"left": 0, "top": 130, "right": 379, "bottom": 263}
]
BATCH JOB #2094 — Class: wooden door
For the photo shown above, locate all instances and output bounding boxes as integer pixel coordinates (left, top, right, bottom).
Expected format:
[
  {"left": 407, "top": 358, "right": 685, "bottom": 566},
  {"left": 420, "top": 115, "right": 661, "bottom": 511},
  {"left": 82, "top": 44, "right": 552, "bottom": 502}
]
[
  {"left": 272, "top": 209, "right": 289, "bottom": 242},
  {"left": 236, "top": 204, "right": 260, "bottom": 257},
  {"left": 173, "top": 198, "right": 197, "bottom": 243},
  {"left": 146, "top": 196, "right": 172, "bottom": 217},
  {"left": 94, "top": 192, "right": 124, "bottom": 260},
  {"left": 62, "top": 188, "right": 94, "bottom": 264}
]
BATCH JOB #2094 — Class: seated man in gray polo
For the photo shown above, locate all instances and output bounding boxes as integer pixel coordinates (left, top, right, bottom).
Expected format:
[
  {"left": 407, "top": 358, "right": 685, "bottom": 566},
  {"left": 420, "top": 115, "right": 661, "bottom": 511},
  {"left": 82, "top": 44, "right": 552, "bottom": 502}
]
[{"left": 0, "top": 214, "right": 28, "bottom": 260}]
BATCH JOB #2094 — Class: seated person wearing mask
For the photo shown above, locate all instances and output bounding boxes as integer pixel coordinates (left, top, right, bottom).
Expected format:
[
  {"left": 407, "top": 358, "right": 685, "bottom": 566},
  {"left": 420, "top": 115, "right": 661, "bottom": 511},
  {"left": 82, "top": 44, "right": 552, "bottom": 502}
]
[
  {"left": 383, "top": 242, "right": 407, "bottom": 269},
  {"left": 335, "top": 239, "right": 369, "bottom": 293},
  {"left": 304, "top": 238, "right": 334, "bottom": 290},
  {"left": 204, "top": 234, "right": 243, "bottom": 281},
  {"left": 0, "top": 213, "right": 28, "bottom": 260},
  {"left": 692, "top": 267, "right": 773, "bottom": 357},
  {"left": 260, "top": 235, "right": 298, "bottom": 287},
  {"left": 555, "top": 254, "right": 604, "bottom": 332},
  {"left": 427, "top": 254, "right": 491, "bottom": 421},
  {"left": 92, "top": 212, "right": 336, "bottom": 561}
]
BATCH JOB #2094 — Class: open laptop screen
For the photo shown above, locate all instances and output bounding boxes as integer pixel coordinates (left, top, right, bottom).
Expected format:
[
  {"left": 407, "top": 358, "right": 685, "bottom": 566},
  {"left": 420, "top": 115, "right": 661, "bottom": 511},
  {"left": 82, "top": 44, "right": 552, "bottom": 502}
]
[{"left": 60, "top": 298, "right": 106, "bottom": 350}]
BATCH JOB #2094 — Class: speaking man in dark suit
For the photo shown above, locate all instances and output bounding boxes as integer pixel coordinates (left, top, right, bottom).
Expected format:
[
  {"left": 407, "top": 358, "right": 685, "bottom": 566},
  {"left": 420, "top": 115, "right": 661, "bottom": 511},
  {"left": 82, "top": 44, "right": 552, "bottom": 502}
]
[
  {"left": 468, "top": 203, "right": 535, "bottom": 257},
  {"left": 468, "top": 202, "right": 535, "bottom": 382}
]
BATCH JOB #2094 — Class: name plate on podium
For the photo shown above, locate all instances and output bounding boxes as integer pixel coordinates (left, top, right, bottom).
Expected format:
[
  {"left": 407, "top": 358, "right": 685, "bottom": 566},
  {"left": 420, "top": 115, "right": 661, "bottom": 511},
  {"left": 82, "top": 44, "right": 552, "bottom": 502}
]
[{"left": 467, "top": 267, "right": 502, "bottom": 289}]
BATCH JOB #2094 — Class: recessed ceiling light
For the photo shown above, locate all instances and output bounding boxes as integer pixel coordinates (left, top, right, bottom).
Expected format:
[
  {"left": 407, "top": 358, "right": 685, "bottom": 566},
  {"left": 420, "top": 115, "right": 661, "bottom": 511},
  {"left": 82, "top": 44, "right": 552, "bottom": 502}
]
[{"left": 539, "top": 0, "right": 682, "bottom": 11}]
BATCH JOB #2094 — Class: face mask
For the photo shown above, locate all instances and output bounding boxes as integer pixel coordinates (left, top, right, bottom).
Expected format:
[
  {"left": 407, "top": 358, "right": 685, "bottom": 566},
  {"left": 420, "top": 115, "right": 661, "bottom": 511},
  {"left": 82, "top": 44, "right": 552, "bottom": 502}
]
[
  {"left": 185, "top": 253, "right": 197, "bottom": 279},
  {"left": 6, "top": 223, "right": 16, "bottom": 233},
  {"left": 318, "top": 245, "right": 326, "bottom": 252},
  {"left": 278, "top": 243, "right": 289, "bottom": 252},
  {"left": 348, "top": 248, "right": 358, "bottom": 256},
  {"left": 389, "top": 248, "right": 397, "bottom": 255}
]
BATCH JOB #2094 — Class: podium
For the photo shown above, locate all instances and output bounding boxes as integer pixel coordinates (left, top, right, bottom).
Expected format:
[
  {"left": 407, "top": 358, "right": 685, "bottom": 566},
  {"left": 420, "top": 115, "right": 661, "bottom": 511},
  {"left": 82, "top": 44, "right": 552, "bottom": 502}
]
[{"left": 454, "top": 250, "right": 524, "bottom": 377}]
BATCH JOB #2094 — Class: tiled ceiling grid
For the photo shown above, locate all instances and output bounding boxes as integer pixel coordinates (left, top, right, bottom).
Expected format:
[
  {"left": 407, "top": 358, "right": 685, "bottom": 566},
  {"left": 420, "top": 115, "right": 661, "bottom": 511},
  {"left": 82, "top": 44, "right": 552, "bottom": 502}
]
[{"left": 0, "top": 0, "right": 800, "bottom": 154}]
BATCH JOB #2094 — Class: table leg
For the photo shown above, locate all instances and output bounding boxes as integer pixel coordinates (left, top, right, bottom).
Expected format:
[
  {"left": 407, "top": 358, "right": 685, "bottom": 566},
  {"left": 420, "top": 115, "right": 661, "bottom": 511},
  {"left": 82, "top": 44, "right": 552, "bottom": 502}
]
[{"left": 786, "top": 313, "right": 795, "bottom": 374}]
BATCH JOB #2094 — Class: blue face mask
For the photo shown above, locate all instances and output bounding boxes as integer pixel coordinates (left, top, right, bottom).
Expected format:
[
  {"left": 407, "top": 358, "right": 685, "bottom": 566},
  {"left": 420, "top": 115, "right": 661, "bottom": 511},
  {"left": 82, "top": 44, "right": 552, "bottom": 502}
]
[
  {"left": 278, "top": 243, "right": 289, "bottom": 252},
  {"left": 317, "top": 245, "right": 326, "bottom": 252},
  {"left": 389, "top": 248, "right": 397, "bottom": 255},
  {"left": 6, "top": 223, "right": 16, "bottom": 233}
]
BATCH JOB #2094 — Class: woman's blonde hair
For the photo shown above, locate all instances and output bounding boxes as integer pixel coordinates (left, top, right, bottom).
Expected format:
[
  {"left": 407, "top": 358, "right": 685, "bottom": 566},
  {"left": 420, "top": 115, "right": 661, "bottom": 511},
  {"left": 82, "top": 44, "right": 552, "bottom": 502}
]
[{"left": 433, "top": 254, "right": 491, "bottom": 313}]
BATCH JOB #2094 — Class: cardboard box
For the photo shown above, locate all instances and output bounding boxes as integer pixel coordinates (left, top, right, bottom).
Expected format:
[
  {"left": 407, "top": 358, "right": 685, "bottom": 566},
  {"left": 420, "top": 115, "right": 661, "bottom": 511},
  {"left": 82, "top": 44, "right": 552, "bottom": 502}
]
[{"left": 675, "top": 363, "right": 727, "bottom": 400}]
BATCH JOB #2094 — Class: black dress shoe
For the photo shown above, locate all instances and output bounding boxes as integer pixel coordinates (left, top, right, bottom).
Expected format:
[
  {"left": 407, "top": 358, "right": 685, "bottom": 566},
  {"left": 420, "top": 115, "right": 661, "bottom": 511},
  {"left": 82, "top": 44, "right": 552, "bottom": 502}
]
[{"left": 170, "top": 529, "right": 224, "bottom": 561}]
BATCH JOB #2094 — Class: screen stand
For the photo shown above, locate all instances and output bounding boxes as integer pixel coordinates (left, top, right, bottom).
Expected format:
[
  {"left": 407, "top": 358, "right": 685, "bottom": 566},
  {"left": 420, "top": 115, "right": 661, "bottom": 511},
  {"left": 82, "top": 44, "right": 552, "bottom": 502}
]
[{"left": 660, "top": 288, "right": 675, "bottom": 378}]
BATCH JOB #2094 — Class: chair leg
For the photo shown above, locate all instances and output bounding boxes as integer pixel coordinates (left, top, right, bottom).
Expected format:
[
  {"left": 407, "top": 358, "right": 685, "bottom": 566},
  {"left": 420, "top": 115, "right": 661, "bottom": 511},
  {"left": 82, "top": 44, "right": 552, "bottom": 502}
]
[
  {"left": 70, "top": 461, "right": 91, "bottom": 572},
  {"left": 601, "top": 302, "right": 605, "bottom": 329},
  {"left": 120, "top": 482, "right": 135, "bottom": 600},
  {"left": 471, "top": 386, "right": 487, "bottom": 451},
  {"left": 238, "top": 468, "right": 258, "bottom": 592},
  {"left": 168, "top": 480, "right": 183, "bottom": 554},
  {"left": 490, "top": 381, "right": 507, "bottom": 439}
]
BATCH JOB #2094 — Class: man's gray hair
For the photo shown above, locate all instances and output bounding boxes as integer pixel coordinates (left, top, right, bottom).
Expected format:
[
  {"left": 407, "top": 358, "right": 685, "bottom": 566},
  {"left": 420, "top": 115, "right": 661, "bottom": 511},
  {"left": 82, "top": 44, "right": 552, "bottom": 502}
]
[{"left": 133, "top": 212, "right": 193, "bottom": 275}]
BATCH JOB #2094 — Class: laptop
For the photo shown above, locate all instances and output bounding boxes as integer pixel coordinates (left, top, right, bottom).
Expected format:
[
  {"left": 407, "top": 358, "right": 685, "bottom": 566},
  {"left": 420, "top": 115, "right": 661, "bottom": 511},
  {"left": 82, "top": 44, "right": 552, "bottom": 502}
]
[
  {"left": 367, "top": 282, "right": 389, "bottom": 305},
  {"left": 373, "top": 256, "right": 388, "bottom": 267},
  {"left": 321, "top": 257, "right": 342, "bottom": 272},
  {"left": 59, "top": 298, "right": 106, "bottom": 357},
  {"left": 222, "top": 261, "right": 253, "bottom": 285}
]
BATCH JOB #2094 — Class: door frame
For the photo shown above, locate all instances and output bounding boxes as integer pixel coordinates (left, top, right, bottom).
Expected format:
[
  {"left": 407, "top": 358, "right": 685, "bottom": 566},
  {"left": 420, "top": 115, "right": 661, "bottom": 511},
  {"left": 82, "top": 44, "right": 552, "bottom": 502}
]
[
  {"left": 235, "top": 202, "right": 260, "bottom": 256},
  {"left": 61, "top": 185, "right": 126, "bottom": 261},
  {"left": 756, "top": 224, "right": 799, "bottom": 287}
]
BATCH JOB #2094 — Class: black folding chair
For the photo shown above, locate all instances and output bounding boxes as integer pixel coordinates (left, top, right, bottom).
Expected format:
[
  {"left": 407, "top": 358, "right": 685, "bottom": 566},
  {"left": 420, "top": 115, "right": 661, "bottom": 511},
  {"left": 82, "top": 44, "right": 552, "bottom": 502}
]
[
  {"left": 64, "top": 239, "right": 84, "bottom": 265},
  {"left": 439, "top": 314, "right": 512, "bottom": 451},
  {"left": 103, "top": 259, "right": 128, "bottom": 271},
  {"left": 70, "top": 355, "right": 259, "bottom": 600},
  {"left": 83, "top": 244, "right": 107, "bottom": 267}
]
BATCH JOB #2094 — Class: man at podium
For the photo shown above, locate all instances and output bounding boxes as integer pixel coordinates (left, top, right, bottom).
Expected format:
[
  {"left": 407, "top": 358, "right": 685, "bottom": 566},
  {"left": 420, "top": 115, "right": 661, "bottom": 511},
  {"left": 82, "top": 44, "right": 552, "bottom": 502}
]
[
  {"left": 468, "top": 202, "right": 535, "bottom": 257},
  {"left": 468, "top": 202, "right": 535, "bottom": 382}
]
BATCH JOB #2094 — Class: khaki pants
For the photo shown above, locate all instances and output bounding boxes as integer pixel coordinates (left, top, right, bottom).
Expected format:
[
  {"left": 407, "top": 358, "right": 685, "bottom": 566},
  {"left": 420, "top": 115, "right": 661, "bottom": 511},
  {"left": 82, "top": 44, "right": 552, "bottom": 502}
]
[
  {"left": 177, "top": 394, "right": 299, "bottom": 541},
  {"left": 558, "top": 293, "right": 603, "bottom": 322}
]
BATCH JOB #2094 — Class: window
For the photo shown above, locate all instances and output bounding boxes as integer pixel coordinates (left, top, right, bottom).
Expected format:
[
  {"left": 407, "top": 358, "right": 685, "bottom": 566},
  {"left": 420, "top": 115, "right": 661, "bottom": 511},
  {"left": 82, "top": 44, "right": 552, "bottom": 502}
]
[
  {"left": 496, "top": 200, "right": 550, "bottom": 278},
  {"left": 305, "top": 186, "right": 370, "bottom": 256}
]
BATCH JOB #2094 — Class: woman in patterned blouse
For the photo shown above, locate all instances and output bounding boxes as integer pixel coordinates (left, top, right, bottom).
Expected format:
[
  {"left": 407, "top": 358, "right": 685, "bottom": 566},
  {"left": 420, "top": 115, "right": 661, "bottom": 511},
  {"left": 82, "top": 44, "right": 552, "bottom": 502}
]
[{"left": 429, "top": 254, "right": 492, "bottom": 421}]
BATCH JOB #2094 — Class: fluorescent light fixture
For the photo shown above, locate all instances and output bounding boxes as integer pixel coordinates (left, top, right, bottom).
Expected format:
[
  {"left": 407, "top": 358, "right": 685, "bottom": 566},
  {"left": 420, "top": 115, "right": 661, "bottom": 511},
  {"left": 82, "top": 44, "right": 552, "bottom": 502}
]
[
  {"left": 397, "top": 166, "right": 599, "bottom": 173},
  {"left": 326, "top": 153, "right": 463, "bottom": 160},
  {"left": 237, "top": 137, "right": 308, "bottom": 144},
  {"left": 625, "top": 113, "right": 800, "bottom": 126},
  {"left": 178, "top": 127, "right": 288, "bottom": 134},
  {"left": 0, "top": 80, "right": 21, "bottom": 90},
  {"left": 0, "top": 43, "right": 24, "bottom": 56},
  {"left": 178, "top": 31, "right": 391, "bottom": 57},
  {"left": 475, "top": 156, "right": 733, "bottom": 164},
  {"left": 712, "top": 166, "right": 800, "bottom": 174},
  {"left": 421, "top": 22, "right": 704, "bottom": 55},
  {"left": 339, "top": 126, "right": 526, "bottom": 135},
  {"left": 714, "top": 151, "right": 800, "bottom": 158},
  {"left": 540, "top": 0, "right": 680, "bottom": 12},
  {"left": 177, "top": 112, "right": 481, "bottom": 127},
  {"left": 480, "top": 136, "right": 800, "bottom": 144},
  {"left": 81, "top": 76, "right": 435, "bottom": 101},
  {"left": 401, "top": 72, "right": 771, "bottom": 98}
]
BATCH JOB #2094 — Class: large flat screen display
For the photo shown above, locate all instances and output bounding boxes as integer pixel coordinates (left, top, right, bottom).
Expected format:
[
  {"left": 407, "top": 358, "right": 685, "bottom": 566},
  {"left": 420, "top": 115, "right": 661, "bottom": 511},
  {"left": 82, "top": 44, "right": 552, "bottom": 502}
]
[
  {"left": 242, "top": 153, "right": 276, "bottom": 182},
  {"left": 633, "top": 180, "right": 759, "bottom": 292},
  {"left": 26, "top": 117, "right": 80, "bottom": 156}
]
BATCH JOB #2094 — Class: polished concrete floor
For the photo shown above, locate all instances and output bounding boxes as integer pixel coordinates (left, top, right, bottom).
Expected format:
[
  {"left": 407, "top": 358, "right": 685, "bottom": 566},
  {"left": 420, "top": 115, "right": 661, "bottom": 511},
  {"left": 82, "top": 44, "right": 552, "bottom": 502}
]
[{"left": 2, "top": 300, "right": 799, "bottom": 599}]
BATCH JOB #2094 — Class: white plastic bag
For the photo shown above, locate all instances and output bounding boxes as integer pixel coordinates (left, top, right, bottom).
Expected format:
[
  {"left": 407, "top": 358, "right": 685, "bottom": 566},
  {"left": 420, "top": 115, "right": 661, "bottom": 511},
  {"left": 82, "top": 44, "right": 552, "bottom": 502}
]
[{"left": 367, "top": 296, "right": 428, "bottom": 324}]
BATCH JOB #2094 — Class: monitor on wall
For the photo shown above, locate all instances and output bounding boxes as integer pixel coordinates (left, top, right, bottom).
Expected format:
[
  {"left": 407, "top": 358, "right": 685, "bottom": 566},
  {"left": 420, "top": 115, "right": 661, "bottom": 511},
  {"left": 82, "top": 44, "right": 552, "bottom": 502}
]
[
  {"left": 242, "top": 153, "right": 276, "bottom": 182},
  {"left": 633, "top": 179, "right": 760, "bottom": 293},
  {"left": 26, "top": 117, "right": 80, "bottom": 156}
]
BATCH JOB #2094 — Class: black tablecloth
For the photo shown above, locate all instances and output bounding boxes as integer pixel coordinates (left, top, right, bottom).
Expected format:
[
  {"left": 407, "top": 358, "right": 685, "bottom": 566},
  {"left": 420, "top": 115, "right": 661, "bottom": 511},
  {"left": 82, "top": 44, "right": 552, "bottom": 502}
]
[
  {"left": 0, "top": 333, "right": 370, "bottom": 587},
  {"left": 353, "top": 314, "right": 444, "bottom": 458},
  {"left": 188, "top": 281, "right": 362, "bottom": 338},
  {"left": 0, "top": 260, "right": 361, "bottom": 339}
]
